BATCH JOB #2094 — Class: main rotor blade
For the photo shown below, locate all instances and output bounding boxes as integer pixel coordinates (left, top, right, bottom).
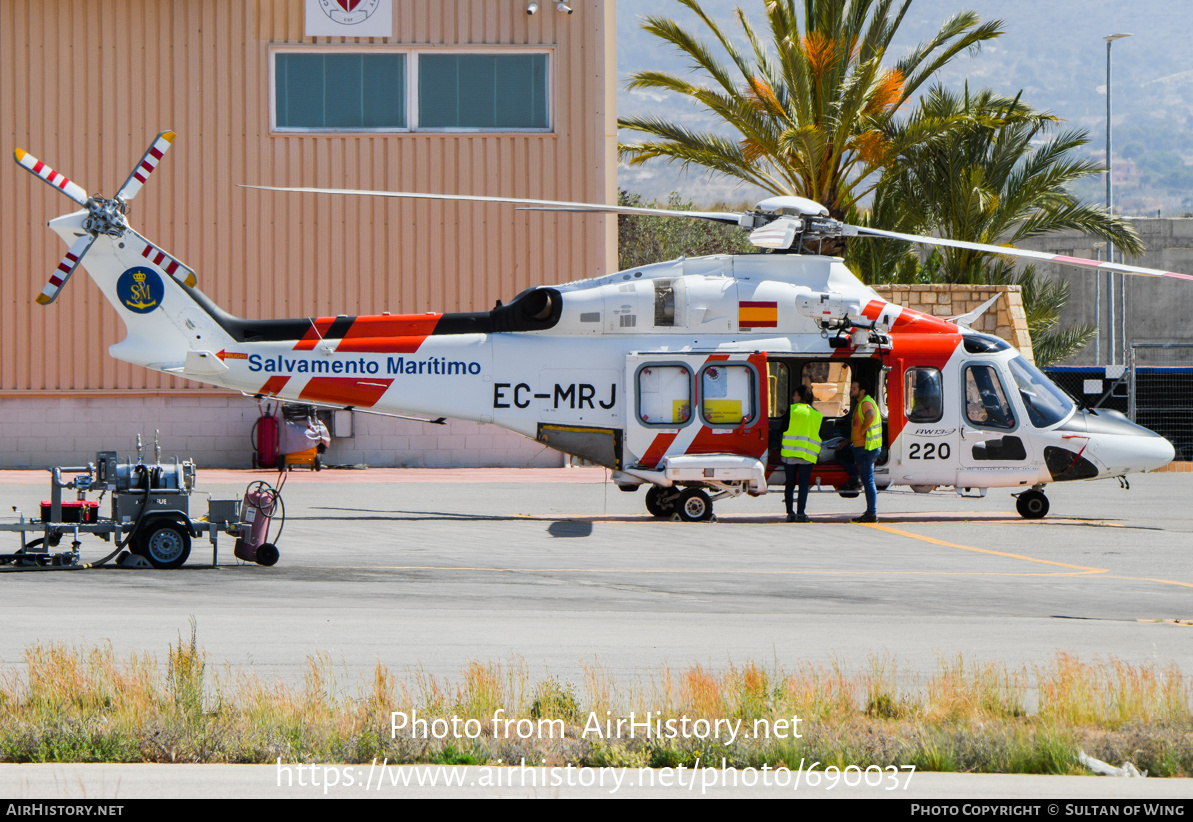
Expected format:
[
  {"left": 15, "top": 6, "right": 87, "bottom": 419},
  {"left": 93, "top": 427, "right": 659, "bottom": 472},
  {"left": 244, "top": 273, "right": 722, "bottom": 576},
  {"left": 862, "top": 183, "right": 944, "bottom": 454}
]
[
  {"left": 37, "top": 233, "right": 95, "bottom": 305},
  {"left": 14, "top": 148, "right": 89, "bottom": 207},
  {"left": 115, "top": 130, "right": 176, "bottom": 203},
  {"left": 852, "top": 225, "right": 1193, "bottom": 282},
  {"left": 240, "top": 185, "right": 742, "bottom": 224},
  {"left": 125, "top": 228, "right": 197, "bottom": 287}
]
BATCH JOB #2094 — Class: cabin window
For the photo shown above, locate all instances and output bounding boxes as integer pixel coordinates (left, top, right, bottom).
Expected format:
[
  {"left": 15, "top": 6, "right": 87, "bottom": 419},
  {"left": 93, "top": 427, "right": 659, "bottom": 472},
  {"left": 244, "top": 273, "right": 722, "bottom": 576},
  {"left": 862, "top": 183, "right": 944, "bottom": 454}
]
[
  {"left": 964, "top": 365, "right": 1015, "bottom": 429},
  {"left": 636, "top": 364, "right": 692, "bottom": 426},
  {"left": 699, "top": 364, "right": 757, "bottom": 427},
  {"left": 801, "top": 362, "right": 852, "bottom": 419},
  {"left": 653, "top": 280, "right": 676, "bottom": 327},
  {"left": 905, "top": 367, "right": 944, "bottom": 423}
]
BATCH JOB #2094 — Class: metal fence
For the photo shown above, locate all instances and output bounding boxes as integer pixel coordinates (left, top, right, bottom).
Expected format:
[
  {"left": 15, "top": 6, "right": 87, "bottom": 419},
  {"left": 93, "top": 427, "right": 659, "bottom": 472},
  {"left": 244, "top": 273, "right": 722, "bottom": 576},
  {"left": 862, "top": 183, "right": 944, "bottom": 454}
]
[{"left": 1130, "top": 344, "right": 1193, "bottom": 462}]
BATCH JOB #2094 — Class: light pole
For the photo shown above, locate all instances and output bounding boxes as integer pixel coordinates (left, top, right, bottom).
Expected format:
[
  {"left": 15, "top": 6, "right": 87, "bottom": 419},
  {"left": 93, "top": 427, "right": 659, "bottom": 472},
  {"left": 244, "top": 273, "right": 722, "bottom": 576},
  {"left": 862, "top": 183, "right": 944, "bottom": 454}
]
[{"left": 1104, "top": 33, "right": 1130, "bottom": 366}]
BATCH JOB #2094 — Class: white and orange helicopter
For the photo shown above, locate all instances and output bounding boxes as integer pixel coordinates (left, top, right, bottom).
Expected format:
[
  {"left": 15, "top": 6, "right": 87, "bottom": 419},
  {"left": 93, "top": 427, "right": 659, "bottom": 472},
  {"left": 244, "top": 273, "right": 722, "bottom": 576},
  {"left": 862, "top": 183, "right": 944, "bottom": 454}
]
[{"left": 16, "top": 131, "right": 1183, "bottom": 521}]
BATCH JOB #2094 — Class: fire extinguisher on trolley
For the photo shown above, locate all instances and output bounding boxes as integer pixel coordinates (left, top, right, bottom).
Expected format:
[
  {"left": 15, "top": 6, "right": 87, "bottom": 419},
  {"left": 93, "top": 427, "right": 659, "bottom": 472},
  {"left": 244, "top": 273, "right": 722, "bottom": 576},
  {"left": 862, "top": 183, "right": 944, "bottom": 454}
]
[{"left": 234, "top": 480, "right": 282, "bottom": 566}]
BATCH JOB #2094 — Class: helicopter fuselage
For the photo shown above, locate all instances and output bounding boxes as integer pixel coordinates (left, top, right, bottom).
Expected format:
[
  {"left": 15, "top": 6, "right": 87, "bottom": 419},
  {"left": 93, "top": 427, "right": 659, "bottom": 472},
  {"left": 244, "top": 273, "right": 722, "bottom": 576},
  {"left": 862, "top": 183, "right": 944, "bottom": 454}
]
[{"left": 50, "top": 206, "right": 1172, "bottom": 516}]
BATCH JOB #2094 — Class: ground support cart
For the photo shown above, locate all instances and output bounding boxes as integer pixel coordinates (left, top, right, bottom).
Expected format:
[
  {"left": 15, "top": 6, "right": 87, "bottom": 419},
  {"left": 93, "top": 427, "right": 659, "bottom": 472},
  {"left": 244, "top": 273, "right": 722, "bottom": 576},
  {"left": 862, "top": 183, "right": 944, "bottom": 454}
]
[{"left": 0, "top": 448, "right": 277, "bottom": 570}]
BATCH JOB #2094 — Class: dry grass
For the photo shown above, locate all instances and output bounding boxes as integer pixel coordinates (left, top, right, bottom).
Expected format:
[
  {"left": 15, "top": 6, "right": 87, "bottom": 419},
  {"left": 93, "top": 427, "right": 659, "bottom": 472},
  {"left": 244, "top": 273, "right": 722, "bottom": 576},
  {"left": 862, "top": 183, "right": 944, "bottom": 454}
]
[{"left": 1, "top": 636, "right": 1191, "bottom": 774}]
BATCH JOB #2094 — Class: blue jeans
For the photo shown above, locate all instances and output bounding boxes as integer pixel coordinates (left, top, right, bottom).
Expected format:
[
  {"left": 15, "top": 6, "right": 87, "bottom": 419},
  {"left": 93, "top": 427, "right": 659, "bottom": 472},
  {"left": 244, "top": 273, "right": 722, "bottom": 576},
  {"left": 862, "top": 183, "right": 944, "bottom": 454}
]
[{"left": 840, "top": 446, "right": 878, "bottom": 516}]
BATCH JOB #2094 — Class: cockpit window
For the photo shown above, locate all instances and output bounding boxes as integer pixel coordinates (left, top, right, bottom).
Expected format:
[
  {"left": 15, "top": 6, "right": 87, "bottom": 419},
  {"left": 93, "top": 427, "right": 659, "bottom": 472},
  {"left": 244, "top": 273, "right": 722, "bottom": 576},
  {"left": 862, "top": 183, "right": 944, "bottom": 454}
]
[
  {"left": 905, "top": 367, "right": 943, "bottom": 423},
  {"left": 963, "top": 334, "right": 1012, "bottom": 354},
  {"left": 964, "top": 365, "right": 1015, "bottom": 429},
  {"left": 1007, "top": 355, "right": 1075, "bottom": 428}
]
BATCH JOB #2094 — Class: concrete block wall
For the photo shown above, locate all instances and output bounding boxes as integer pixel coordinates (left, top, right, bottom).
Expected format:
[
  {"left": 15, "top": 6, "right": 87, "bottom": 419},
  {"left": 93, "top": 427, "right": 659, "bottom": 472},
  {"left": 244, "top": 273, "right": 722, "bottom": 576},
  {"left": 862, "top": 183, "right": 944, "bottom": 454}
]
[
  {"left": 0, "top": 395, "right": 565, "bottom": 469},
  {"left": 1015, "top": 218, "right": 1193, "bottom": 365},
  {"left": 874, "top": 284, "right": 1033, "bottom": 361}
]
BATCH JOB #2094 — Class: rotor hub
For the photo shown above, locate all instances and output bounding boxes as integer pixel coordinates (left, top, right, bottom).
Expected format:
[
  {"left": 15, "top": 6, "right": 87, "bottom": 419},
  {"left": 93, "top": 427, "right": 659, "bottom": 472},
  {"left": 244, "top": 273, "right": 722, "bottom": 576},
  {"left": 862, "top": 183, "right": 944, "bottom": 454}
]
[{"left": 82, "top": 197, "right": 128, "bottom": 238}]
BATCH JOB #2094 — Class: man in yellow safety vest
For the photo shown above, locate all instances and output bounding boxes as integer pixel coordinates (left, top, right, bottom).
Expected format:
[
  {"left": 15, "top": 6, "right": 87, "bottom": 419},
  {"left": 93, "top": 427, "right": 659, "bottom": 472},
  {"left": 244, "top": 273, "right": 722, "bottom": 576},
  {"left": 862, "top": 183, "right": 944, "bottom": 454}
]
[
  {"left": 781, "top": 384, "right": 823, "bottom": 523},
  {"left": 839, "top": 380, "right": 882, "bottom": 523}
]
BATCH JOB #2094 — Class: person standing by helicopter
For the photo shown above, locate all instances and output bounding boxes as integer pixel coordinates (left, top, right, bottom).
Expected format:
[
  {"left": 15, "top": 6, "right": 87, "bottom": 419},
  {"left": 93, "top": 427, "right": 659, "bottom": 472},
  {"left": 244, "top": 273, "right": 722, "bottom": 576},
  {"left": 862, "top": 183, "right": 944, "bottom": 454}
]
[
  {"left": 839, "top": 381, "right": 882, "bottom": 523},
  {"left": 782, "top": 384, "right": 823, "bottom": 523}
]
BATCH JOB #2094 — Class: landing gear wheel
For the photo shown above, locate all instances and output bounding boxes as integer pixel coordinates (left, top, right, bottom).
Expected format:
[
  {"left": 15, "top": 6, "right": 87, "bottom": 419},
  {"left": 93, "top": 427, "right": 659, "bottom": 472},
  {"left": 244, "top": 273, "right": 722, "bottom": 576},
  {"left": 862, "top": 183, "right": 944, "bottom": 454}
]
[
  {"left": 676, "top": 488, "right": 714, "bottom": 522},
  {"left": 1016, "top": 490, "right": 1049, "bottom": 520},
  {"left": 645, "top": 486, "right": 678, "bottom": 518},
  {"left": 137, "top": 522, "right": 191, "bottom": 569}
]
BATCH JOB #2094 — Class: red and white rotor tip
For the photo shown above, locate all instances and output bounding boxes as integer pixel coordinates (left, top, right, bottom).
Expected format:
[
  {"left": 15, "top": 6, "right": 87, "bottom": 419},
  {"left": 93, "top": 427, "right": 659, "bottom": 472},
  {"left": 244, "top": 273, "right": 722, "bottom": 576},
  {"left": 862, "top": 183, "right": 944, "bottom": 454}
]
[
  {"left": 36, "top": 234, "right": 95, "bottom": 305},
  {"left": 13, "top": 148, "right": 89, "bottom": 207},
  {"left": 115, "top": 130, "right": 176, "bottom": 203}
]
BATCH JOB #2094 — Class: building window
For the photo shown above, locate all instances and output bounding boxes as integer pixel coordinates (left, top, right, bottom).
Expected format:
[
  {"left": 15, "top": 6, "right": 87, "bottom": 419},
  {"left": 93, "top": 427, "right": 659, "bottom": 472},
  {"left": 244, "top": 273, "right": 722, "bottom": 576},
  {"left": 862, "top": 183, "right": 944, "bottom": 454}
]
[
  {"left": 419, "top": 54, "right": 549, "bottom": 130},
  {"left": 272, "top": 49, "right": 551, "bottom": 133},
  {"left": 274, "top": 52, "right": 406, "bottom": 131}
]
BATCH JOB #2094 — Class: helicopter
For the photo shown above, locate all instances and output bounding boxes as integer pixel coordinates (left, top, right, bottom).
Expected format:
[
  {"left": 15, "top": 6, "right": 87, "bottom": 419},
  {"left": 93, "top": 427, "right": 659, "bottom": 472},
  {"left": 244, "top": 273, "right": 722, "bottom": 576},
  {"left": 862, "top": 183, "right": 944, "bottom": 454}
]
[{"left": 15, "top": 131, "right": 1181, "bottom": 521}]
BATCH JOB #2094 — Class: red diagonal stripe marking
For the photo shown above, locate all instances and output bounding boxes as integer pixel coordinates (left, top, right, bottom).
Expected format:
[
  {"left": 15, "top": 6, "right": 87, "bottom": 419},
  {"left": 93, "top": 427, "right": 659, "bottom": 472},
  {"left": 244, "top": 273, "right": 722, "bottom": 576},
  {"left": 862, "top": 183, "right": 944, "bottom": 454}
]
[
  {"left": 299, "top": 377, "right": 393, "bottom": 408},
  {"left": 259, "top": 376, "right": 290, "bottom": 396}
]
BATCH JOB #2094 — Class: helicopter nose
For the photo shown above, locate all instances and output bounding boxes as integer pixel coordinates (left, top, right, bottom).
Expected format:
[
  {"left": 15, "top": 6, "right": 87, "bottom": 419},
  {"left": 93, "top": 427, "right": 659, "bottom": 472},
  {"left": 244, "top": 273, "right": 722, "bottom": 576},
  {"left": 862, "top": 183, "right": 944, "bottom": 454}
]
[
  {"left": 1092, "top": 425, "right": 1175, "bottom": 475},
  {"left": 1139, "top": 434, "right": 1176, "bottom": 472}
]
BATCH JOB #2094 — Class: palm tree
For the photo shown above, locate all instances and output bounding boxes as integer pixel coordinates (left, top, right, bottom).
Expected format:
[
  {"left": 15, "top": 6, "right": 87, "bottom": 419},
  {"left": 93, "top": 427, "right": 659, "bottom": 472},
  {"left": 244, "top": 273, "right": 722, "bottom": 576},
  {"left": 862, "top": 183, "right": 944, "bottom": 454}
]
[
  {"left": 618, "top": 191, "right": 754, "bottom": 269},
  {"left": 618, "top": 0, "right": 1003, "bottom": 222},
  {"left": 851, "top": 86, "right": 1145, "bottom": 365}
]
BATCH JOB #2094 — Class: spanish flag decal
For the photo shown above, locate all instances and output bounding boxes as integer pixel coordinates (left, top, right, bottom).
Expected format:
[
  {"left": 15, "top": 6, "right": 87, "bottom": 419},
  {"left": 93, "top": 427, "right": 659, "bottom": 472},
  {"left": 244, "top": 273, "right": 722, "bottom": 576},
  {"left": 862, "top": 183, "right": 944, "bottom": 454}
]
[{"left": 738, "top": 300, "right": 778, "bottom": 329}]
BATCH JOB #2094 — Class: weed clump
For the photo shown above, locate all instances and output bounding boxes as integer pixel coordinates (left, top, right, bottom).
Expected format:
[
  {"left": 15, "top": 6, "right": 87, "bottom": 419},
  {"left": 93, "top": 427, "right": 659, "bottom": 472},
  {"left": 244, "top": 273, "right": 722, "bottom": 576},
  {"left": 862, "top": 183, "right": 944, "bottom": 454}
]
[{"left": 1, "top": 635, "right": 1190, "bottom": 774}]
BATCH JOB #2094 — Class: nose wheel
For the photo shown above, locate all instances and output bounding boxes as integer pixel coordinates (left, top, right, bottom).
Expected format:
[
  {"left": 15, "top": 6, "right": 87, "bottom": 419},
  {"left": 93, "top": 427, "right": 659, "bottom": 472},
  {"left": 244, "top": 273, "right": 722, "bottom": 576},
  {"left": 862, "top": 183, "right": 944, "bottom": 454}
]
[
  {"left": 676, "top": 488, "right": 714, "bottom": 522},
  {"left": 1015, "top": 489, "right": 1049, "bottom": 519}
]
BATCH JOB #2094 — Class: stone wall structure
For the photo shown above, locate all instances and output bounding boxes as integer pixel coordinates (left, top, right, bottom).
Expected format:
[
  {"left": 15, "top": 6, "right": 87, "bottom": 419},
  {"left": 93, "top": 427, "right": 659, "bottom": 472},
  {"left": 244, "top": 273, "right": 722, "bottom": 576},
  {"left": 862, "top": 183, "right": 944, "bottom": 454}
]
[{"left": 874, "top": 284, "right": 1033, "bottom": 362}]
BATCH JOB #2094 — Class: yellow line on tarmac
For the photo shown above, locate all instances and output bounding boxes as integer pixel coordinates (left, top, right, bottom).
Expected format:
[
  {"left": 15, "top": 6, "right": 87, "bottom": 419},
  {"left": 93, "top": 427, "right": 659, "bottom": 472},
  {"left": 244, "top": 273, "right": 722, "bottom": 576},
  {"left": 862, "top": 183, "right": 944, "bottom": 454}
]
[
  {"left": 864, "top": 525, "right": 1193, "bottom": 589},
  {"left": 862, "top": 523, "right": 1108, "bottom": 573},
  {"left": 1106, "top": 575, "right": 1193, "bottom": 590}
]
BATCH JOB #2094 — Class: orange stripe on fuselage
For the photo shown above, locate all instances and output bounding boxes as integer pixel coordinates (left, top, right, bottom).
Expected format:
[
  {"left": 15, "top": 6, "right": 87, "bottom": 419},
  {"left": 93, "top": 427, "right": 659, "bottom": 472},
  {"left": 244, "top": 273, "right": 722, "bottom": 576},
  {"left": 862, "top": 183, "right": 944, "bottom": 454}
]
[
  {"left": 891, "top": 306, "right": 957, "bottom": 334},
  {"left": 294, "top": 317, "right": 338, "bottom": 350},
  {"left": 335, "top": 335, "right": 434, "bottom": 353},
  {"left": 299, "top": 377, "right": 395, "bottom": 408},
  {"left": 258, "top": 376, "right": 291, "bottom": 396},
  {"left": 294, "top": 314, "right": 443, "bottom": 353},
  {"left": 640, "top": 431, "right": 678, "bottom": 468}
]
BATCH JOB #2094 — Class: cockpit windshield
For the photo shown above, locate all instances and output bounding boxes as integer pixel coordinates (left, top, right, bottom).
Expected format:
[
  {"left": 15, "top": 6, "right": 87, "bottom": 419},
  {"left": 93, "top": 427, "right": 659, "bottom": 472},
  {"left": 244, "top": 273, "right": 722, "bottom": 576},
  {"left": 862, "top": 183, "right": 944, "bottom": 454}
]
[{"left": 1007, "top": 355, "right": 1075, "bottom": 428}]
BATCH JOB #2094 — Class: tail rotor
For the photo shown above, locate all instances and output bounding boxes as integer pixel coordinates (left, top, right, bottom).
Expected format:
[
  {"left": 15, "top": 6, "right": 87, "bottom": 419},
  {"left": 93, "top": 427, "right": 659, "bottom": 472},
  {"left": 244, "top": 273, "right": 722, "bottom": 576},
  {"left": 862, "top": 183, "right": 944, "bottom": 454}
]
[{"left": 15, "top": 130, "right": 194, "bottom": 305}]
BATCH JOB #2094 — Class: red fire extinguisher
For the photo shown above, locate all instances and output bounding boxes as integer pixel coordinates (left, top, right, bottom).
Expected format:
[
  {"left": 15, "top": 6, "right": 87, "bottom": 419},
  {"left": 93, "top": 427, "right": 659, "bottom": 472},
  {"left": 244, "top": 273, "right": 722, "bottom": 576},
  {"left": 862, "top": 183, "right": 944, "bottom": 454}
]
[
  {"left": 251, "top": 402, "right": 280, "bottom": 469},
  {"left": 234, "top": 480, "right": 281, "bottom": 566}
]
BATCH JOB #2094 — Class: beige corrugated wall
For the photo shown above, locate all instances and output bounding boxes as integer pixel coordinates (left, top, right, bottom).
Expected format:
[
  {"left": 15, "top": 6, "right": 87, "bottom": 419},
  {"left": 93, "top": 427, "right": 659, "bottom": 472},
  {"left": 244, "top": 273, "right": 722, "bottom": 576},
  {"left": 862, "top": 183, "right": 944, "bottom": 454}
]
[{"left": 0, "top": 0, "right": 617, "bottom": 393}]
